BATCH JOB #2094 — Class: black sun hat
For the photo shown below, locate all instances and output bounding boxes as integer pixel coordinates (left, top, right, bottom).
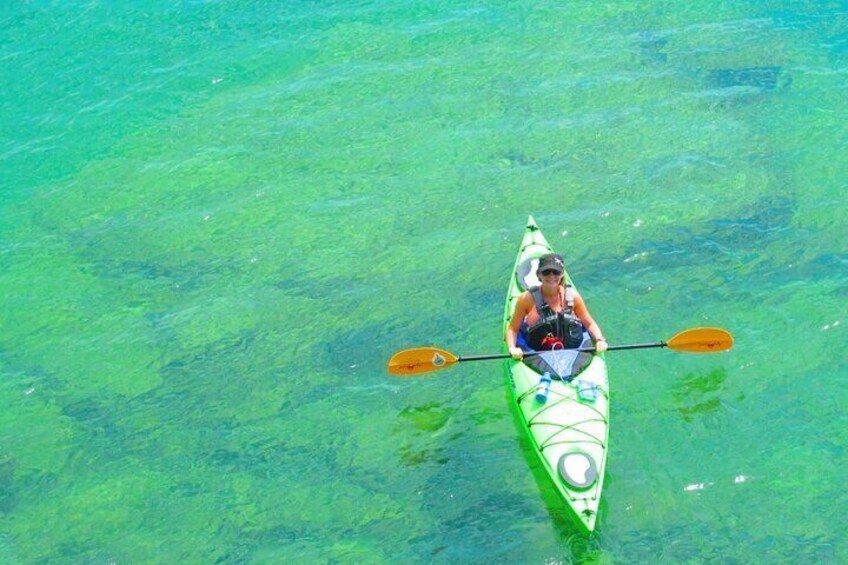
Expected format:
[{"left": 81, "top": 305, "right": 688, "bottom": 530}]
[{"left": 537, "top": 253, "right": 565, "bottom": 274}]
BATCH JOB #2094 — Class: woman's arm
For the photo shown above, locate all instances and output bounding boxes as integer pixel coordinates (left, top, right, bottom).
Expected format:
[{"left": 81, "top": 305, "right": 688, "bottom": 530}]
[
  {"left": 573, "top": 290, "right": 608, "bottom": 352},
  {"left": 505, "top": 292, "right": 532, "bottom": 359}
]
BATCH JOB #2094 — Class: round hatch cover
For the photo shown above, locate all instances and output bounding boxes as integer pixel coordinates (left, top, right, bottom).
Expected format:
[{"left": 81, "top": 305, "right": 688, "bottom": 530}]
[{"left": 558, "top": 452, "right": 598, "bottom": 490}]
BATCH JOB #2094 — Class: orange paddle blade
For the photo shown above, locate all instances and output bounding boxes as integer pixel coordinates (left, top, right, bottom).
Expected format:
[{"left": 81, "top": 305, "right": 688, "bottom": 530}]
[
  {"left": 667, "top": 327, "right": 733, "bottom": 353},
  {"left": 387, "top": 347, "right": 459, "bottom": 376}
]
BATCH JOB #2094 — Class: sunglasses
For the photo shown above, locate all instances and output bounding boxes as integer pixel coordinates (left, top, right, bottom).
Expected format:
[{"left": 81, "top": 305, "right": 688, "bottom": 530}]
[{"left": 540, "top": 269, "right": 562, "bottom": 277}]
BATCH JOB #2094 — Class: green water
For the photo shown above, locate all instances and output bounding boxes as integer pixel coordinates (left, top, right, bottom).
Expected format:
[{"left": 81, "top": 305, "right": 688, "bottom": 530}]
[{"left": 1, "top": 1, "right": 846, "bottom": 563}]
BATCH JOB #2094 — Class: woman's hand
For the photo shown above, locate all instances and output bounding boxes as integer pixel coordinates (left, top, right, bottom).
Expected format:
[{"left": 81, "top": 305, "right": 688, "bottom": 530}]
[
  {"left": 508, "top": 346, "right": 524, "bottom": 360},
  {"left": 595, "top": 339, "right": 608, "bottom": 353}
]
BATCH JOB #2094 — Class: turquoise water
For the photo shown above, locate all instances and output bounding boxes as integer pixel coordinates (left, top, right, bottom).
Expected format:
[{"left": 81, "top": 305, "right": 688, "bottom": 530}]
[{"left": 1, "top": 1, "right": 846, "bottom": 563}]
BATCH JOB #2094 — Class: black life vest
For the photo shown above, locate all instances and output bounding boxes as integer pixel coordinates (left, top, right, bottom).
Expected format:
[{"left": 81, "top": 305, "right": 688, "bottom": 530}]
[{"left": 525, "top": 285, "right": 584, "bottom": 350}]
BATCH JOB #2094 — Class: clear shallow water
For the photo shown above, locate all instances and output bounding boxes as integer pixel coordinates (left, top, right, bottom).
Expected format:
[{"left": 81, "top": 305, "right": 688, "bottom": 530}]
[{"left": 1, "top": 1, "right": 846, "bottom": 563}]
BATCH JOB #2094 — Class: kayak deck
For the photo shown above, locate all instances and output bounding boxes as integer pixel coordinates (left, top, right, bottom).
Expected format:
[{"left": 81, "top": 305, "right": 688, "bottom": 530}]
[{"left": 502, "top": 216, "right": 610, "bottom": 532}]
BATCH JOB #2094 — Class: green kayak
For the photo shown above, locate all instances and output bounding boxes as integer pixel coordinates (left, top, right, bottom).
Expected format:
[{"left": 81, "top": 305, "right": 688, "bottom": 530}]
[{"left": 502, "top": 215, "right": 610, "bottom": 532}]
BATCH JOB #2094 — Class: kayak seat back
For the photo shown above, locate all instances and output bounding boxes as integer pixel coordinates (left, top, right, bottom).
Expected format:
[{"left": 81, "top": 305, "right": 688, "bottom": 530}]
[{"left": 516, "top": 257, "right": 542, "bottom": 290}]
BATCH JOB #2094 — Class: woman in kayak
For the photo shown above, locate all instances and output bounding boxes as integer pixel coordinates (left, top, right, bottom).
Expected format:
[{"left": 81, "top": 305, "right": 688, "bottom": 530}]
[{"left": 506, "top": 253, "right": 608, "bottom": 360}]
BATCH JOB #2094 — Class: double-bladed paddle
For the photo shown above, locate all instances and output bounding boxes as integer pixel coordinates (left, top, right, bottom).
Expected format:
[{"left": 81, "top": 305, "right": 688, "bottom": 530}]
[{"left": 387, "top": 327, "right": 733, "bottom": 376}]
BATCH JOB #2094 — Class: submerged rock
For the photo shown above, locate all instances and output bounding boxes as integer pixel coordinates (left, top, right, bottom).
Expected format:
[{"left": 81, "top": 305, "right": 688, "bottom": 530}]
[
  {"left": 705, "top": 66, "right": 787, "bottom": 91},
  {"left": 701, "top": 66, "right": 792, "bottom": 109}
]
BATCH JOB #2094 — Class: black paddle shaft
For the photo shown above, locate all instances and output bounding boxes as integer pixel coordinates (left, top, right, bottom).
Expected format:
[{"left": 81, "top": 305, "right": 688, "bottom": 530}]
[
  {"left": 594, "top": 341, "right": 667, "bottom": 352},
  {"left": 458, "top": 341, "right": 667, "bottom": 362}
]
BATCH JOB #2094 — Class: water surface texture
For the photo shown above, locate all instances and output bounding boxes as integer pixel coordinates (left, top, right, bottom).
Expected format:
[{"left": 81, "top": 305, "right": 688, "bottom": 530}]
[{"left": 1, "top": 1, "right": 846, "bottom": 563}]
